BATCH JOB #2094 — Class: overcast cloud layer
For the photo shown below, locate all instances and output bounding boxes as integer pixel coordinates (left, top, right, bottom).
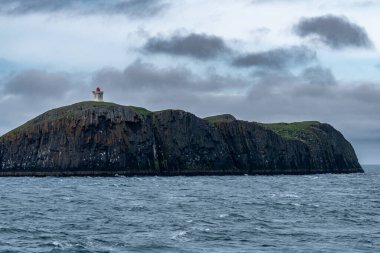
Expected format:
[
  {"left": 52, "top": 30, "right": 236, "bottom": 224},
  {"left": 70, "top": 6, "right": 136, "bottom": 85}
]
[{"left": 0, "top": 0, "right": 379, "bottom": 164}]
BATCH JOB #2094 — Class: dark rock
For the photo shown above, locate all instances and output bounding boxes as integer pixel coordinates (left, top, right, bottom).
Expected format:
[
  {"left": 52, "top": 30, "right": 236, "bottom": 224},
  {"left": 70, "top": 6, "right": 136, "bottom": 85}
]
[{"left": 0, "top": 102, "right": 363, "bottom": 176}]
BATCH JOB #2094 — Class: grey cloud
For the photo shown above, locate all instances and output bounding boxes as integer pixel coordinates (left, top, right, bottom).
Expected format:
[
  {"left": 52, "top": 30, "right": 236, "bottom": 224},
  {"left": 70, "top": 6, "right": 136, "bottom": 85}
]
[
  {"left": 144, "top": 33, "right": 231, "bottom": 60},
  {"left": 294, "top": 15, "right": 373, "bottom": 49},
  {"left": 94, "top": 61, "right": 246, "bottom": 95},
  {"left": 0, "top": 0, "right": 168, "bottom": 18},
  {"left": 3, "top": 70, "right": 74, "bottom": 98},
  {"left": 301, "top": 66, "right": 336, "bottom": 86},
  {"left": 0, "top": 70, "right": 91, "bottom": 135},
  {"left": 113, "top": 0, "right": 167, "bottom": 18},
  {"left": 240, "top": 69, "right": 380, "bottom": 158},
  {"left": 95, "top": 62, "right": 193, "bottom": 91},
  {"left": 232, "top": 46, "right": 316, "bottom": 69}
]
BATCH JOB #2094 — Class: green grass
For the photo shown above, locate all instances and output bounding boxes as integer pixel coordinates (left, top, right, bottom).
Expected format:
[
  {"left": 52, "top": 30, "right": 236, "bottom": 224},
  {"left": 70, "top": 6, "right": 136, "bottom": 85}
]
[
  {"left": 3, "top": 101, "right": 123, "bottom": 137},
  {"left": 127, "top": 106, "right": 152, "bottom": 116},
  {"left": 75, "top": 101, "right": 118, "bottom": 107},
  {"left": 262, "top": 121, "right": 320, "bottom": 141},
  {"left": 204, "top": 114, "right": 236, "bottom": 124},
  {"left": 2, "top": 101, "right": 155, "bottom": 137}
]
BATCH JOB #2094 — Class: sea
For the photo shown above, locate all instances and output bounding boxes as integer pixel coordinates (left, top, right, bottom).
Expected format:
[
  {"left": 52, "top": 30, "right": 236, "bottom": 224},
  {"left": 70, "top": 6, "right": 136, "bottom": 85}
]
[{"left": 0, "top": 165, "right": 379, "bottom": 253}]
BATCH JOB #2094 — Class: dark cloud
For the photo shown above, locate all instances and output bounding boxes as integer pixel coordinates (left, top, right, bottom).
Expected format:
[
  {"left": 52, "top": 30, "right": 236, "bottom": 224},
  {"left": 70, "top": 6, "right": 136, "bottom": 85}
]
[
  {"left": 0, "top": 70, "right": 90, "bottom": 135},
  {"left": 113, "top": 0, "right": 168, "bottom": 17},
  {"left": 0, "top": 0, "right": 168, "bottom": 18},
  {"left": 143, "top": 33, "right": 231, "bottom": 60},
  {"left": 232, "top": 46, "right": 316, "bottom": 69},
  {"left": 238, "top": 69, "right": 380, "bottom": 163},
  {"left": 301, "top": 66, "right": 336, "bottom": 86},
  {"left": 3, "top": 70, "right": 74, "bottom": 98},
  {"left": 94, "top": 60, "right": 245, "bottom": 94},
  {"left": 294, "top": 15, "right": 373, "bottom": 49}
]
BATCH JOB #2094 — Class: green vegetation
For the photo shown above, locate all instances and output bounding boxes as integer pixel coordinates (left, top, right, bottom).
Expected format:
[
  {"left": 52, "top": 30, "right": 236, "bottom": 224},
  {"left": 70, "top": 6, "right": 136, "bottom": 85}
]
[
  {"left": 2, "top": 102, "right": 154, "bottom": 137},
  {"left": 204, "top": 114, "right": 236, "bottom": 124},
  {"left": 127, "top": 106, "right": 152, "bottom": 116},
  {"left": 262, "top": 121, "right": 320, "bottom": 141},
  {"left": 5, "top": 118, "right": 39, "bottom": 137},
  {"left": 3, "top": 101, "right": 119, "bottom": 136},
  {"left": 75, "top": 101, "right": 117, "bottom": 107}
]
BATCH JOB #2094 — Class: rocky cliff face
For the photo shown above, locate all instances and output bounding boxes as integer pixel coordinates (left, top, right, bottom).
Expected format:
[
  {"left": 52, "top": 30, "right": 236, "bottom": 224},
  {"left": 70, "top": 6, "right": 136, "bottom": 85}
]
[{"left": 0, "top": 102, "right": 363, "bottom": 176}]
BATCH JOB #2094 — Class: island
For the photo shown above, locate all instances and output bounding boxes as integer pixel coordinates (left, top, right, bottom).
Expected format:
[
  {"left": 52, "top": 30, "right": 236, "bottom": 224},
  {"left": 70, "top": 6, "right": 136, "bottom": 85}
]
[{"left": 0, "top": 101, "right": 363, "bottom": 176}]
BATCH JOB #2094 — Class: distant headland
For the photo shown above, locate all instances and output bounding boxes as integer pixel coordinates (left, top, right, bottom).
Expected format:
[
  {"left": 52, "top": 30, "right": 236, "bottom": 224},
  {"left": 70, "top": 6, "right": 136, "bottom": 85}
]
[{"left": 0, "top": 96, "right": 363, "bottom": 176}]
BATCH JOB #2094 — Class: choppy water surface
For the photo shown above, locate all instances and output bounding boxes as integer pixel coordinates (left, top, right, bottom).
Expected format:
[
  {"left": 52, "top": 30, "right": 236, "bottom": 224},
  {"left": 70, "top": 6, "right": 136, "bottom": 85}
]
[{"left": 0, "top": 166, "right": 379, "bottom": 253}]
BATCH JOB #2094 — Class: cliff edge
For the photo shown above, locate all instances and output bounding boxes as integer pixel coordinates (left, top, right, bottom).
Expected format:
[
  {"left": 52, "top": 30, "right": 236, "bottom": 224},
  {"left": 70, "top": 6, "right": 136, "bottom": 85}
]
[{"left": 0, "top": 102, "right": 363, "bottom": 176}]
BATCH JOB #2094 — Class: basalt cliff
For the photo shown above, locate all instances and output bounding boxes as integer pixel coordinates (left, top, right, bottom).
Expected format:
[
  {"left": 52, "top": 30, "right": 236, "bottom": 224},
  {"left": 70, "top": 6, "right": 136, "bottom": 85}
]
[{"left": 0, "top": 102, "right": 363, "bottom": 176}]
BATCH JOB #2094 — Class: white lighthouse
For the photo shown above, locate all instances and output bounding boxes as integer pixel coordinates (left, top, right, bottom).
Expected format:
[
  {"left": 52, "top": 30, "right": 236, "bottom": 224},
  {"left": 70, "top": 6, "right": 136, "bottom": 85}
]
[{"left": 92, "top": 87, "right": 104, "bottom": 102}]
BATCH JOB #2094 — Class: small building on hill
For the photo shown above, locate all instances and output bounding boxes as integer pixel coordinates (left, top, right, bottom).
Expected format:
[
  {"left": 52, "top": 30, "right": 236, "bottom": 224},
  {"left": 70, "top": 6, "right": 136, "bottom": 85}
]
[{"left": 92, "top": 87, "right": 104, "bottom": 102}]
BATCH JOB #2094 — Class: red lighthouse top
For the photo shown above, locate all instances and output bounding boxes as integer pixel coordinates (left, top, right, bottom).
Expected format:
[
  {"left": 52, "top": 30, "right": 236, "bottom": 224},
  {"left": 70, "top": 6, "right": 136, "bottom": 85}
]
[{"left": 96, "top": 87, "right": 101, "bottom": 92}]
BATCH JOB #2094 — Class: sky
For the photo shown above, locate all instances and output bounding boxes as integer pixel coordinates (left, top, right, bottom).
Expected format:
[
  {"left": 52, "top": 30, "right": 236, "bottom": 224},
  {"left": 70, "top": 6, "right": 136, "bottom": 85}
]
[{"left": 0, "top": 0, "right": 379, "bottom": 164}]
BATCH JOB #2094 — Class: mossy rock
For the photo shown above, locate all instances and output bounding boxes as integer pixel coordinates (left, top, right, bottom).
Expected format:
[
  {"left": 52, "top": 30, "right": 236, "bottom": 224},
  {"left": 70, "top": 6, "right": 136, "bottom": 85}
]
[
  {"left": 3, "top": 101, "right": 153, "bottom": 137},
  {"left": 262, "top": 121, "right": 320, "bottom": 141},
  {"left": 127, "top": 106, "right": 152, "bottom": 116},
  {"left": 204, "top": 114, "right": 236, "bottom": 124}
]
